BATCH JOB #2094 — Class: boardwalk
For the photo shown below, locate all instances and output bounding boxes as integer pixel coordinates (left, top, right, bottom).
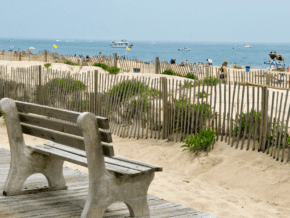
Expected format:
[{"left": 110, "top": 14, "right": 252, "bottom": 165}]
[{"left": 0, "top": 148, "right": 218, "bottom": 218}]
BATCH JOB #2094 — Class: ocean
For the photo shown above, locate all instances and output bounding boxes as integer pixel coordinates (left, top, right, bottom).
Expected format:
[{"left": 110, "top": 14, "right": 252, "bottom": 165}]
[{"left": 1, "top": 38, "right": 290, "bottom": 69}]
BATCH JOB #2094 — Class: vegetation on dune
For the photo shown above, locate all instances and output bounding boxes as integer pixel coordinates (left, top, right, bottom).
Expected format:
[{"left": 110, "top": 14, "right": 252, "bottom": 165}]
[
  {"left": 44, "top": 63, "right": 51, "bottom": 68},
  {"left": 93, "top": 63, "right": 120, "bottom": 74},
  {"left": 46, "top": 77, "right": 87, "bottom": 92},
  {"left": 64, "top": 60, "right": 79, "bottom": 66},
  {"left": 181, "top": 128, "right": 216, "bottom": 153},
  {"left": 232, "top": 109, "right": 290, "bottom": 150},
  {"left": 203, "top": 76, "right": 220, "bottom": 86}
]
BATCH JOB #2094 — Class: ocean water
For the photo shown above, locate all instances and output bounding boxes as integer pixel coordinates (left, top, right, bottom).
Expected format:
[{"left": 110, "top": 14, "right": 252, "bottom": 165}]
[{"left": 1, "top": 38, "right": 290, "bottom": 68}]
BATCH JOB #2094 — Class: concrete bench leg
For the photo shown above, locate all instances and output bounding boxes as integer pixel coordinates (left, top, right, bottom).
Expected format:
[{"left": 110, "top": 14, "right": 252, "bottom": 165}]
[
  {"left": 77, "top": 112, "right": 154, "bottom": 218},
  {"left": 0, "top": 98, "right": 67, "bottom": 196},
  {"left": 80, "top": 173, "right": 153, "bottom": 218},
  {"left": 3, "top": 151, "right": 67, "bottom": 196},
  {"left": 124, "top": 196, "right": 150, "bottom": 218}
]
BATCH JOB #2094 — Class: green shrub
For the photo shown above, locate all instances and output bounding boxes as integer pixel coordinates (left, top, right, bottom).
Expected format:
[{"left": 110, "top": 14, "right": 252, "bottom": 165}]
[
  {"left": 93, "top": 63, "right": 120, "bottom": 74},
  {"left": 184, "top": 73, "right": 198, "bottom": 80},
  {"left": 64, "top": 60, "right": 79, "bottom": 66},
  {"left": 110, "top": 80, "right": 149, "bottom": 101},
  {"left": 107, "top": 66, "right": 120, "bottom": 74},
  {"left": 46, "top": 77, "right": 87, "bottom": 93},
  {"left": 180, "top": 81, "right": 197, "bottom": 88},
  {"left": 131, "top": 97, "right": 149, "bottom": 113},
  {"left": 203, "top": 76, "right": 220, "bottom": 86},
  {"left": 196, "top": 91, "right": 209, "bottom": 98},
  {"left": 93, "top": 63, "right": 109, "bottom": 70},
  {"left": 169, "top": 100, "right": 214, "bottom": 136},
  {"left": 181, "top": 128, "right": 216, "bottom": 153},
  {"left": 44, "top": 63, "right": 51, "bottom": 68},
  {"left": 162, "top": 69, "right": 180, "bottom": 76},
  {"left": 233, "top": 109, "right": 261, "bottom": 137},
  {"left": 162, "top": 70, "right": 199, "bottom": 82},
  {"left": 232, "top": 109, "right": 290, "bottom": 150},
  {"left": 267, "top": 123, "right": 290, "bottom": 149},
  {"left": 71, "top": 99, "right": 87, "bottom": 110}
]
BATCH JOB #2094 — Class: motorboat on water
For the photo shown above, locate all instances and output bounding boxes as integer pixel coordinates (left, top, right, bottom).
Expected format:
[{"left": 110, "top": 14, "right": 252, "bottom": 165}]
[
  {"left": 178, "top": 47, "right": 190, "bottom": 51},
  {"left": 110, "top": 39, "right": 133, "bottom": 48},
  {"left": 244, "top": 45, "right": 251, "bottom": 48}
]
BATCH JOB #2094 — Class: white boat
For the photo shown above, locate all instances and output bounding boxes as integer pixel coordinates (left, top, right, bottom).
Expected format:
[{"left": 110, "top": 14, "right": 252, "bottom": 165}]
[
  {"left": 178, "top": 47, "right": 190, "bottom": 51},
  {"left": 110, "top": 39, "right": 133, "bottom": 48},
  {"left": 244, "top": 45, "right": 251, "bottom": 48}
]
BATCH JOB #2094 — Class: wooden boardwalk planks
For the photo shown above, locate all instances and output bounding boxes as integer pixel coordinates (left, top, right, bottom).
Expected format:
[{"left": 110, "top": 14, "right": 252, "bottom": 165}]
[{"left": 0, "top": 148, "right": 218, "bottom": 218}]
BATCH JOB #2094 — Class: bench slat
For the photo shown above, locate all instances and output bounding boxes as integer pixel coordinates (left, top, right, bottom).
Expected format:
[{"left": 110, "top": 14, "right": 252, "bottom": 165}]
[
  {"left": 19, "top": 113, "right": 112, "bottom": 143},
  {"left": 44, "top": 142, "right": 153, "bottom": 174},
  {"left": 15, "top": 101, "right": 109, "bottom": 129},
  {"left": 112, "top": 156, "right": 163, "bottom": 172},
  {"left": 21, "top": 124, "right": 114, "bottom": 157},
  {"left": 27, "top": 144, "right": 142, "bottom": 178}
]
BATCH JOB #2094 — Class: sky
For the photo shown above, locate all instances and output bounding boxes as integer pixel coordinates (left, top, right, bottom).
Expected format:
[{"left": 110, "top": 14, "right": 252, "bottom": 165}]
[{"left": 1, "top": 0, "right": 290, "bottom": 43}]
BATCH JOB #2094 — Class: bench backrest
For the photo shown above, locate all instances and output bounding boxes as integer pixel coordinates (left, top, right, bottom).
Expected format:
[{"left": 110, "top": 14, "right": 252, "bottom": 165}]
[{"left": 14, "top": 100, "right": 115, "bottom": 157}]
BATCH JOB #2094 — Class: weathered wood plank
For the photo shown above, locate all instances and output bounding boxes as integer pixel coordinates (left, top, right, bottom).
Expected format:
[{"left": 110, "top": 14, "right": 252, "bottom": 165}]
[
  {"left": 27, "top": 144, "right": 142, "bottom": 177},
  {"left": 44, "top": 142, "right": 155, "bottom": 174},
  {"left": 19, "top": 113, "right": 112, "bottom": 143},
  {"left": 21, "top": 124, "right": 114, "bottom": 157},
  {"left": 15, "top": 101, "right": 109, "bottom": 129}
]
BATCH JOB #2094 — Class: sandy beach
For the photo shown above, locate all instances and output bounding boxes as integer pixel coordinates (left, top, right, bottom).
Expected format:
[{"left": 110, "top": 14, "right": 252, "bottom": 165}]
[
  {"left": 0, "top": 61, "right": 290, "bottom": 218},
  {"left": 1, "top": 117, "right": 290, "bottom": 218}
]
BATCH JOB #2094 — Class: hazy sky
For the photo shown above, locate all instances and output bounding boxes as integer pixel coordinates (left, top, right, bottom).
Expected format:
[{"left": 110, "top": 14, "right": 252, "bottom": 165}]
[{"left": 1, "top": 0, "right": 290, "bottom": 43}]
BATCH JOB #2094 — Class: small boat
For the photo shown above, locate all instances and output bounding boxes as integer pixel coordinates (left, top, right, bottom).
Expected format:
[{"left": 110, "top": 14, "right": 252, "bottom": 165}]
[
  {"left": 244, "top": 45, "right": 251, "bottom": 48},
  {"left": 178, "top": 47, "right": 190, "bottom": 51},
  {"left": 110, "top": 39, "right": 133, "bottom": 48}
]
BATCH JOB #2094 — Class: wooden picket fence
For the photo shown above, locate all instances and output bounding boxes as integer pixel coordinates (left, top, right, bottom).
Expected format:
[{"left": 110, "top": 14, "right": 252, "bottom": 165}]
[{"left": 1, "top": 64, "right": 290, "bottom": 162}]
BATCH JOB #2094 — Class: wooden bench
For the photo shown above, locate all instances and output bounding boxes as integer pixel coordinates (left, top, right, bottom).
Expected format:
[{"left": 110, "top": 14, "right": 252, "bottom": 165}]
[{"left": 0, "top": 98, "right": 162, "bottom": 218}]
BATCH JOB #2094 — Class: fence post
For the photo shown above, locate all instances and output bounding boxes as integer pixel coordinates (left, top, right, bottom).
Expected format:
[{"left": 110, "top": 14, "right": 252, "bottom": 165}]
[
  {"left": 44, "top": 50, "right": 48, "bottom": 62},
  {"left": 114, "top": 53, "right": 117, "bottom": 67},
  {"left": 266, "top": 72, "right": 270, "bottom": 85},
  {"left": 262, "top": 86, "right": 268, "bottom": 148},
  {"left": 38, "top": 65, "right": 42, "bottom": 104},
  {"left": 94, "top": 70, "right": 98, "bottom": 116},
  {"left": 205, "top": 66, "right": 209, "bottom": 78},
  {"left": 155, "top": 57, "right": 160, "bottom": 74},
  {"left": 162, "top": 77, "right": 168, "bottom": 139}
]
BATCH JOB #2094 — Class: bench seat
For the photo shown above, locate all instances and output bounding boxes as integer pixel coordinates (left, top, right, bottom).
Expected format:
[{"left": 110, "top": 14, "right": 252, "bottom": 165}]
[{"left": 28, "top": 141, "right": 161, "bottom": 178}]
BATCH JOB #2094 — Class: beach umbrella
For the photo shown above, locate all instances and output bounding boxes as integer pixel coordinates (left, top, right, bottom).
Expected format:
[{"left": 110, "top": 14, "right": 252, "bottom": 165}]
[{"left": 28, "top": 47, "right": 35, "bottom": 50}]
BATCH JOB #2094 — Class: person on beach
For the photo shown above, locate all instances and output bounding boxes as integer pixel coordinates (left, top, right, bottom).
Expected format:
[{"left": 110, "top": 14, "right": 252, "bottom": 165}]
[
  {"left": 184, "top": 60, "right": 188, "bottom": 66},
  {"left": 206, "top": 59, "right": 212, "bottom": 66}
]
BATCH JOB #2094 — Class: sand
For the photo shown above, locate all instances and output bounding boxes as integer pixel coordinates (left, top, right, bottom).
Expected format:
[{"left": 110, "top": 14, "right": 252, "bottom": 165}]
[
  {"left": 1, "top": 61, "right": 290, "bottom": 218},
  {"left": 1, "top": 117, "right": 290, "bottom": 218}
]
